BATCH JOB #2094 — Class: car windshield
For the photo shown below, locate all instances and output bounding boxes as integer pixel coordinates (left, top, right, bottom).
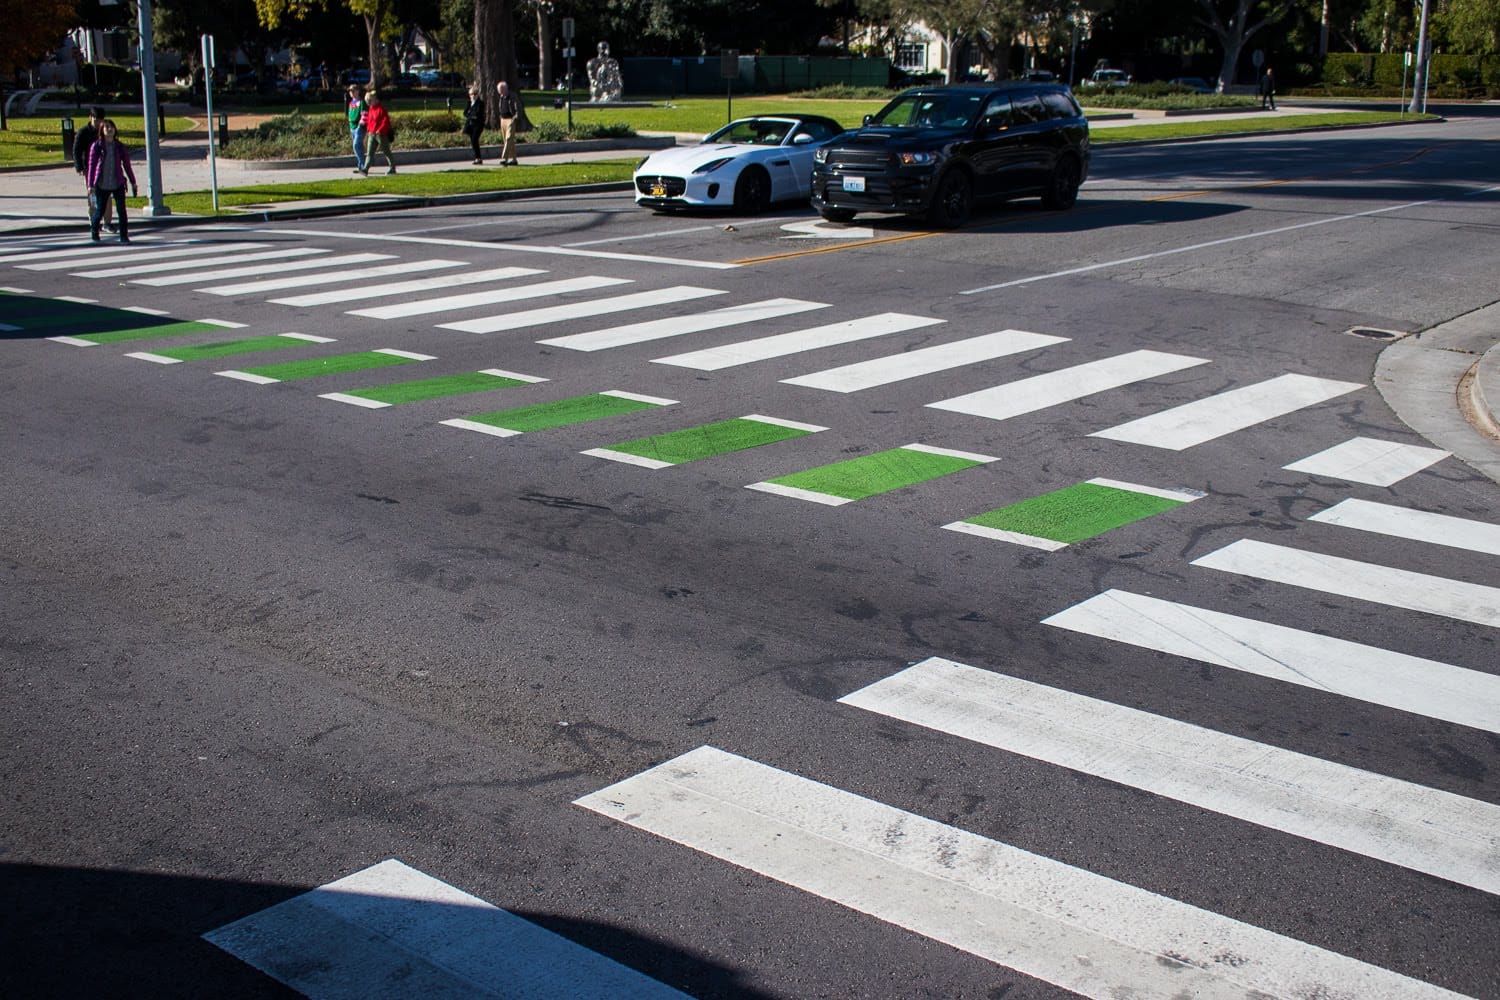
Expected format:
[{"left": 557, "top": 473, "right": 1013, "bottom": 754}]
[
  {"left": 870, "top": 93, "right": 986, "bottom": 129},
  {"left": 705, "top": 119, "right": 793, "bottom": 145}
]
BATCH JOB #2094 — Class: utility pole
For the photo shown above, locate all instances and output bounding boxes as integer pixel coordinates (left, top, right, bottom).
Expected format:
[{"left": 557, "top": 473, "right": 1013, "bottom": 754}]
[
  {"left": 1410, "top": 0, "right": 1431, "bottom": 114},
  {"left": 135, "top": 0, "right": 171, "bottom": 216}
]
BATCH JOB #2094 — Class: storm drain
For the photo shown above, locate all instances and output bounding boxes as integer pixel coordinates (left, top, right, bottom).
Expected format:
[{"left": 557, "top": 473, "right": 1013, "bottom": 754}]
[{"left": 1345, "top": 326, "right": 1407, "bottom": 341}]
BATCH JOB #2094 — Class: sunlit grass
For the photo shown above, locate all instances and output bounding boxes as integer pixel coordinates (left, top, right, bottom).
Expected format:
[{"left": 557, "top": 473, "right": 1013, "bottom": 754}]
[{"left": 0, "top": 115, "right": 198, "bottom": 167}]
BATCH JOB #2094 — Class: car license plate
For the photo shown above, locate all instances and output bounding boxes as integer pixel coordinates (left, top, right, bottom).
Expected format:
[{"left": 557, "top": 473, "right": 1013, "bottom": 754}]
[
  {"left": 842, "top": 175, "right": 865, "bottom": 193},
  {"left": 650, "top": 182, "right": 666, "bottom": 197}
]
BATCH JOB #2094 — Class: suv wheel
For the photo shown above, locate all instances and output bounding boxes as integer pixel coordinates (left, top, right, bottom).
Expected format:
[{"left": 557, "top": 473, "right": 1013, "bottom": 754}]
[
  {"left": 733, "top": 167, "right": 771, "bottom": 214},
  {"left": 1041, "top": 156, "right": 1082, "bottom": 210},
  {"left": 927, "top": 170, "right": 971, "bottom": 228},
  {"left": 818, "top": 206, "right": 856, "bottom": 223}
]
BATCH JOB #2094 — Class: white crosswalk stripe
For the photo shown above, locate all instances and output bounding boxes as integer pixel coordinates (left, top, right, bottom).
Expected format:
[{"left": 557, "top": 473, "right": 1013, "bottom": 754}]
[
  {"left": 653, "top": 313, "right": 945, "bottom": 371},
  {"left": 1284, "top": 436, "right": 1451, "bottom": 485},
  {"left": 19, "top": 242, "right": 272, "bottom": 271},
  {"left": 440, "top": 286, "right": 728, "bottom": 334},
  {"left": 72, "top": 247, "right": 331, "bottom": 278},
  {"left": 349, "top": 275, "right": 631, "bottom": 319},
  {"left": 927, "top": 349, "right": 1209, "bottom": 421},
  {"left": 269, "top": 266, "right": 546, "bottom": 307},
  {"left": 1308, "top": 497, "right": 1500, "bottom": 555},
  {"left": 202, "top": 259, "right": 464, "bottom": 296},
  {"left": 783, "top": 329, "right": 1068, "bottom": 392},
  {"left": 0, "top": 238, "right": 197, "bottom": 264},
  {"left": 134, "top": 253, "right": 395, "bottom": 287},
  {"left": 539, "top": 297, "right": 830, "bottom": 352}
]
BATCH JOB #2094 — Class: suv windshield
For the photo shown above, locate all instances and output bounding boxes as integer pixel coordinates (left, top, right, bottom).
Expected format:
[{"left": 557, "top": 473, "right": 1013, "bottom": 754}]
[{"left": 871, "top": 92, "right": 987, "bottom": 129}]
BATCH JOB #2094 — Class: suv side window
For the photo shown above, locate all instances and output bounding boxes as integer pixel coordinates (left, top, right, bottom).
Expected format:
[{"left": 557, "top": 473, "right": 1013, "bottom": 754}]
[
  {"left": 1011, "top": 95, "right": 1046, "bottom": 125},
  {"left": 979, "top": 95, "right": 1013, "bottom": 131},
  {"left": 1041, "top": 90, "right": 1081, "bottom": 119}
]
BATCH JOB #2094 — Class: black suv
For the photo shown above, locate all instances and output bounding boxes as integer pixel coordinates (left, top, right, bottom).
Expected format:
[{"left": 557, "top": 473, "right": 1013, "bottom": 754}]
[{"left": 810, "top": 83, "right": 1090, "bottom": 227}]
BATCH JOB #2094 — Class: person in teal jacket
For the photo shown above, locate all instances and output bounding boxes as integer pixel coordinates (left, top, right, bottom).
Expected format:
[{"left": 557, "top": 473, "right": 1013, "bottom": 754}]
[{"left": 346, "top": 84, "right": 368, "bottom": 172}]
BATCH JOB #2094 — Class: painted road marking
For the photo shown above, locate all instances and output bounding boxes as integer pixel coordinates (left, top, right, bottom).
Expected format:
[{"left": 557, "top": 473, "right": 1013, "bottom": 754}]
[
  {"left": 1193, "top": 538, "right": 1500, "bottom": 628},
  {"left": 350, "top": 276, "right": 631, "bottom": 320},
  {"left": 73, "top": 247, "right": 328, "bottom": 279},
  {"left": 654, "top": 313, "right": 945, "bottom": 372},
  {"left": 441, "top": 389, "right": 677, "bottom": 437},
  {"left": 0, "top": 239, "right": 203, "bottom": 264},
  {"left": 928, "top": 350, "right": 1209, "bottom": 422},
  {"left": 1284, "top": 436, "right": 1451, "bottom": 485},
  {"left": 1043, "top": 589, "right": 1500, "bottom": 734},
  {"left": 540, "top": 298, "right": 830, "bottom": 352},
  {"left": 748, "top": 443, "right": 996, "bottom": 506},
  {"left": 576, "top": 746, "right": 1467, "bottom": 1000},
  {"left": 779, "top": 220, "right": 880, "bottom": 239},
  {"left": 46, "top": 316, "right": 244, "bottom": 347},
  {"left": 217, "top": 348, "right": 435, "bottom": 385},
  {"left": 1092, "top": 373, "right": 1363, "bottom": 450},
  {"left": 842, "top": 657, "right": 1500, "bottom": 895},
  {"left": 19, "top": 242, "right": 271, "bottom": 271},
  {"left": 785, "top": 329, "right": 1070, "bottom": 393},
  {"left": 583, "top": 413, "right": 827, "bottom": 469},
  {"left": 202, "top": 259, "right": 464, "bottom": 296},
  {"left": 440, "top": 286, "right": 728, "bottom": 335},
  {"left": 127, "top": 332, "right": 335, "bottom": 364},
  {"left": 204, "top": 858, "right": 689, "bottom": 999},
  {"left": 943, "top": 478, "right": 1203, "bottom": 550},
  {"left": 270, "top": 266, "right": 546, "bottom": 307},
  {"left": 1309, "top": 498, "right": 1500, "bottom": 556},
  {"left": 320, "top": 368, "right": 547, "bottom": 408},
  {"left": 133, "top": 253, "right": 395, "bottom": 287}
]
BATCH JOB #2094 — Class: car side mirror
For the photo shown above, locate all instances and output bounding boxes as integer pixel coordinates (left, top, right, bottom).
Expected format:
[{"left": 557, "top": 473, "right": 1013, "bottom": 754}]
[
  {"left": 792, "top": 133, "right": 813, "bottom": 144},
  {"left": 862, "top": 114, "right": 873, "bottom": 125}
]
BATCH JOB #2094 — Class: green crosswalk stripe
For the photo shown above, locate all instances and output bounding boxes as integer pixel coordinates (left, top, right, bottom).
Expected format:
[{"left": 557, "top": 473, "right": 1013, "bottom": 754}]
[
  {"left": 337, "top": 370, "right": 538, "bottom": 406},
  {"left": 758, "top": 444, "right": 995, "bottom": 503},
  {"left": 232, "top": 350, "right": 429, "bottom": 382},
  {"left": 138, "top": 334, "right": 325, "bottom": 362},
  {"left": 590, "top": 415, "right": 822, "bottom": 467},
  {"left": 951, "top": 479, "right": 1200, "bottom": 548},
  {"left": 75, "top": 320, "right": 235, "bottom": 345},
  {"left": 450, "top": 391, "right": 674, "bottom": 435}
]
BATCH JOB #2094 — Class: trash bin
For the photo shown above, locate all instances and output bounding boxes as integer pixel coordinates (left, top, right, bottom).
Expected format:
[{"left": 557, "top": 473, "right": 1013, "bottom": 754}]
[
  {"left": 215, "top": 112, "right": 228, "bottom": 149},
  {"left": 61, "top": 117, "right": 75, "bottom": 160}
]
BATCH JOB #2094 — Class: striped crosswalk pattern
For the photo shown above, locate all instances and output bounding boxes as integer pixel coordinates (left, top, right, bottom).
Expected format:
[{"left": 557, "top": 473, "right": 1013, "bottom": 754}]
[
  {"left": 1307, "top": 498, "right": 1500, "bottom": 555},
  {"left": 1092, "top": 373, "right": 1363, "bottom": 450},
  {"left": 203, "top": 259, "right": 463, "bottom": 296},
  {"left": 74, "top": 247, "right": 331, "bottom": 279},
  {"left": 439, "top": 286, "right": 728, "bottom": 335},
  {"left": 539, "top": 298, "right": 830, "bottom": 352},
  {"left": 205, "top": 859, "right": 690, "bottom": 999},
  {"left": 782, "top": 329, "right": 1068, "bottom": 392},
  {"left": 927, "top": 349, "right": 1209, "bottom": 422},
  {"left": 18, "top": 242, "right": 272, "bottom": 271},
  {"left": 134, "top": 253, "right": 395, "bottom": 287},
  {"left": 270, "top": 266, "right": 546, "bottom": 307},
  {"left": 0, "top": 239, "right": 198, "bottom": 264},
  {"left": 577, "top": 746, "right": 1468, "bottom": 1000},
  {"left": 1284, "top": 436, "right": 1450, "bottom": 485},
  {"left": 653, "top": 313, "right": 945, "bottom": 371},
  {"left": 349, "top": 276, "right": 631, "bottom": 319}
]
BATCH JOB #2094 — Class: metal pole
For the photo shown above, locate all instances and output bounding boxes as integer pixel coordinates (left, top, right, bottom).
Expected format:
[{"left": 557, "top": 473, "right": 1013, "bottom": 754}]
[
  {"left": 203, "top": 35, "right": 220, "bottom": 214},
  {"left": 136, "top": 0, "right": 170, "bottom": 216},
  {"left": 1410, "top": 0, "right": 1431, "bottom": 114},
  {"left": 1400, "top": 51, "right": 1409, "bottom": 117}
]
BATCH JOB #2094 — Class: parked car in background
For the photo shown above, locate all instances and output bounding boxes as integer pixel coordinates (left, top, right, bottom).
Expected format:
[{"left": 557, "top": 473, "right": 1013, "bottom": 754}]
[
  {"left": 1085, "top": 68, "right": 1131, "bottom": 87},
  {"left": 415, "top": 66, "right": 442, "bottom": 85},
  {"left": 1022, "top": 69, "right": 1057, "bottom": 82},
  {"left": 1169, "top": 76, "right": 1216, "bottom": 93}
]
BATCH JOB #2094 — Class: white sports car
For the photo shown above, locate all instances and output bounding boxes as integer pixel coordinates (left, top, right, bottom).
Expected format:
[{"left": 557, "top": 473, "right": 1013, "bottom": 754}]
[{"left": 633, "top": 114, "right": 847, "bottom": 213}]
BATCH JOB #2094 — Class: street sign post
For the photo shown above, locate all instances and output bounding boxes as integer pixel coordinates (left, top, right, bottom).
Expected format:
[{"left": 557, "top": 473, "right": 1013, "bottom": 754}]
[
  {"left": 721, "top": 50, "right": 738, "bottom": 122},
  {"left": 562, "top": 17, "right": 574, "bottom": 131},
  {"left": 202, "top": 34, "right": 219, "bottom": 213},
  {"left": 136, "top": 0, "right": 170, "bottom": 216}
]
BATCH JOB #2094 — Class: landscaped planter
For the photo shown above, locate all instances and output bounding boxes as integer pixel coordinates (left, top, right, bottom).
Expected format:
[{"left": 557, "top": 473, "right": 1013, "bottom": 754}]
[{"left": 221, "top": 135, "right": 674, "bottom": 171}]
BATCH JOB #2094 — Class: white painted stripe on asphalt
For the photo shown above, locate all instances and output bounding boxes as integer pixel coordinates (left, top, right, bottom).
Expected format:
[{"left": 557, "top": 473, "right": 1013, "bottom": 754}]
[
  {"left": 842, "top": 657, "right": 1500, "bottom": 896},
  {"left": 1309, "top": 498, "right": 1500, "bottom": 556},
  {"left": 743, "top": 414, "right": 828, "bottom": 433},
  {"left": 1193, "top": 538, "right": 1500, "bottom": 628},
  {"left": 1285, "top": 436, "right": 1451, "bottom": 486},
  {"left": 902, "top": 442, "right": 998, "bottom": 464},
  {"left": 25, "top": 242, "right": 272, "bottom": 272},
  {"left": 441, "top": 286, "right": 728, "bottom": 335},
  {"left": 539, "top": 298, "right": 830, "bottom": 352},
  {"left": 654, "top": 313, "right": 945, "bottom": 371},
  {"left": 744, "top": 481, "right": 852, "bottom": 505},
  {"left": 479, "top": 368, "right": 548, "bottom": 383},
  {"left": 372, "top": 348, "right": 437, "bottom": 361},
  {"left": 1, "top": 240, "right": 203, "bottom": 264},
  {"left": 1092, "top": 373, "right": 1363, "bottom": 450},
  {"left": 204, "top": 858, "right": 690, "bottom": 1000},
  {"left": 581, "top": 448, "right": 674, "bottom": 469},
  {"left": 599, "top": 389, "right": 678, "bottom": 406},
  {"left": 927, "top": 350, "right": 1210, "bottom": 422},
  {"left": 125, "top": 352, "right": 182, "bottom": 364},
  {"left": 1086, "top": 478, "right": 1206, "bottom": 502},
  {"left": 121, "top": 306, "right": 171, "bottom": 315},
  {"left": 134, "top": 253, "right": 395, "bottom": 287},
  {"left": 1043, "top": 589, "right": 1500, "bottom": 734},
  {"left": 0, "top": 237, "right": 99, "bottom": 258},
  {"left": 941, "top": 521, "right": 1068, "bottom": 550},
  {"left": 46, "top": 336, "right": 98, "bottom": 346},
  {"left": 783, "top": 329, "right": 1069, "bottom": 393},
  {"left": 55, "top": 296, "right": 95, "bottom": 303},
  {"left": 270, "top": 266, "right": 547, "bottom": 306},
  {"left": 318, "top": 393, "right": 391, "bottom": 408},
  {"left": 75, "top": 247, "right": 329, "bottom": 279},
  {"left": 350, "top": 276, "right": 631, "bottom": 319},
  {"left": 203, "top": 259, "right": 464, "bottom": 296},
  {"left": 0, "top": 286, "right": 34, "bottom": 293},
  {"left": 217, "top": 371, "right": 281, "bottom": 384},
  {"left": 576, "top": 746, "right": 1469, "bottom": 1000},
  {"left": 281, "top": 333, "right": 336, "bottom": 343},
  {"left": 440, "top": 418, "right": 521, "bottom": 438}
]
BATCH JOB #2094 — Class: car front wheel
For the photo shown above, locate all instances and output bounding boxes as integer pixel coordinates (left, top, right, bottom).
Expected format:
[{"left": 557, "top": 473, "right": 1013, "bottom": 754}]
[
  {"left": 927, "top": 170, "right": 971, "bottom": 228},
  {"left": 733, "top": 167, "right": 771, "bottom": 214},
  {"left": 1041, "top": 155, "right": 1082, "bottom": 210}
]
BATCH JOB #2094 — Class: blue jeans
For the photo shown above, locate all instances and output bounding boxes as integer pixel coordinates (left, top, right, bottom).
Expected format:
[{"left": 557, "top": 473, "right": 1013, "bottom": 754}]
[
  {"left": 351, "top": 125, "right": 368, "bottom": 170},
  {"left": 90, "top": 187, "right": 127, "bottom": 238}
]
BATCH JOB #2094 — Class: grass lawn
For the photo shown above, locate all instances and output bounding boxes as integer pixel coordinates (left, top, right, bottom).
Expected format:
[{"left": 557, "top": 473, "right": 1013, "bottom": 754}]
[
  {"left": 1, "top": 115, "right": 199, "bottom": 168},
  {"left": 1091, "top": 110, "right": 1432, "bottom": 142}
]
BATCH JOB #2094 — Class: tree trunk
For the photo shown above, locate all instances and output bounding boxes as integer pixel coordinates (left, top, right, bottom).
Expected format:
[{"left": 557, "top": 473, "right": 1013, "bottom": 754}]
[
  {"left": 538, "top": 7, "right": 554, "bottom": 92},
  {"left": 475, "top": 0, "right": 530, "bottom": 129},
  {"left": 364, "top": 8, "right": 385, "bottom": 89}
]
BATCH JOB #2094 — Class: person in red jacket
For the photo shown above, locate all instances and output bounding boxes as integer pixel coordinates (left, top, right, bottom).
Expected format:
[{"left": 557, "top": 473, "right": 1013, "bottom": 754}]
[
  {"left": 361, "top": 91, "right": 397, "bottom": 175},
  {"left": 85, "top": 119, "right": 138, "bottom": 243}
]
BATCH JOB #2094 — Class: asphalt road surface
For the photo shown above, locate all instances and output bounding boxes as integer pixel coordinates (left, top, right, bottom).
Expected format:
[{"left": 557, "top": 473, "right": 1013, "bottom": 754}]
[{"left": 3, "top": 114, "right": 1499, "bottom": 999}]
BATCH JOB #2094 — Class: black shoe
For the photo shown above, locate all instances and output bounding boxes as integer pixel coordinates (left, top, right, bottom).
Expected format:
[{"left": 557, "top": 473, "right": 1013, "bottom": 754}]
[
  {"left": 90, "top": 231, "right": 100, "bottom": 242},
  {"left": 119, "top": 235, "right": 130, "bottom": 244}
]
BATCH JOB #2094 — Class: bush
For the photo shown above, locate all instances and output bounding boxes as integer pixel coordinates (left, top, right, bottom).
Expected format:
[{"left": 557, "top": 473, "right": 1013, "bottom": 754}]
[
  {"left": 787, "top": 84, "right": 900, "bottom": 99},
  {"left": 1077, "top": 88, "right": 1257, "bottom": 110}
]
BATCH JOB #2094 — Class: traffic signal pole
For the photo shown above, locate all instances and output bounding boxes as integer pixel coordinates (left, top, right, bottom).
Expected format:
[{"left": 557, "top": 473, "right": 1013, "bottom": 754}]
[{"left": 135, "top": 0, "right": 171, "bottom": 216}]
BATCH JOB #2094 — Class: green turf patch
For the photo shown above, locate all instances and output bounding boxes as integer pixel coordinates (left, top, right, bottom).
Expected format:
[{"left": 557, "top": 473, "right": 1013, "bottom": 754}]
[
  {"left": 236, "top": 350, "right": 425, "bottom": 382},
  {"left": 465, "top": 392, "right": 665, "bottom": 434},
  {"left": 341, "top": 370, "right": 533, "bottom": 405},
  {"left": 76, "top": 320, "right": 232, "bottom": 344},
  {"left": 965, "top": 481, "right": 1186, "bottom": 544},
  {"left": 770, "top": 446, "right": 987, "bottom": 501},
  {"left": 145, "top": 334, "right": 317, "bottom": 362},
  {"left": 603, "top": 416, "right": 814, "bottom": 466}
]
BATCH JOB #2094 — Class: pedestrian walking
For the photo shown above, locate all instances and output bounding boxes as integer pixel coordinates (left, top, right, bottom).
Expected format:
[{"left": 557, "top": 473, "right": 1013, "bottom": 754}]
[
  {"left": 462, "top": 84, "right": 486, "bottom": 164},
  {"left": 362, "top": 91, "right": 397, "bottom": 175},
  {"left": 85, "top": 119, "right": 137, "bottom": 243},
  {"left": 346, "top": 84, "right": 368, "bottom": 173},
  {"left": 495, "top": 80, "right": 519, "bottom": 166},
  {"left": 1260, "top": 68, "right": 1277, "bottom": 110},
  {"left": 72, "top": 106, "right": 115, "bottom": 234}
]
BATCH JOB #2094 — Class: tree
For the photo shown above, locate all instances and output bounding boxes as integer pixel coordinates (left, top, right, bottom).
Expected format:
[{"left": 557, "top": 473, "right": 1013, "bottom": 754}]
[
  {"left": 255, "top": 0, "right": 398, "bottom": 86},
  {"left": 3, "top": 0, "right": 77, "bottom": 82},
  {"left": 1193, "top": 0, "right": 1299, "bottom": 88},
  {"left": 474, "top": 0, "right": 530, "bottom": 128}
]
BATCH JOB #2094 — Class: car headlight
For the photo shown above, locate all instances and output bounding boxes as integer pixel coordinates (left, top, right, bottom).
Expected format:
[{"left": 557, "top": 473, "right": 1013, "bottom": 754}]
[
  {"left": 899, "top": 151, "right": 936, "bottom": 165},
  {"left": 692, "top": 158, "right": 733, "bottom": 174},
  {"left": 813, "top": 147, "right": 829, "bottom": 163}
]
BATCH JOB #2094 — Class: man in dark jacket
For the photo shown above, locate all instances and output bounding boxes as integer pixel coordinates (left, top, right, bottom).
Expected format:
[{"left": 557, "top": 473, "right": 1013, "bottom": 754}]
[
  {"left": 73, "top": 106, "right": 114, "bottom": 233},
  {"left": 1259, "top": 68, "right": 1277, "bottom": 110}
]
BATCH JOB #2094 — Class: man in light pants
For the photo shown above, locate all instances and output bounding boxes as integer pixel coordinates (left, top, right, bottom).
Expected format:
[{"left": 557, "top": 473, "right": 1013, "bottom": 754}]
[{"left": 495, "top": 80, "right": 519, "bottom": 166}]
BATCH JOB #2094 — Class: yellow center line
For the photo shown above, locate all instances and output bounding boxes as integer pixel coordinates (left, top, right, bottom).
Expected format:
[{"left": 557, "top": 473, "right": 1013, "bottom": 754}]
[{"left": 731, "top": 231, "right": 937, "bottom": 265}]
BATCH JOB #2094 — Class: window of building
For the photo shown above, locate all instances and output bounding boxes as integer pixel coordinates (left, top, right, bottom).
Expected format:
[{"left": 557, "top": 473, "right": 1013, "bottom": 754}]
[{"left": 895, "top": 43, "right": 926, "bottom": 70}]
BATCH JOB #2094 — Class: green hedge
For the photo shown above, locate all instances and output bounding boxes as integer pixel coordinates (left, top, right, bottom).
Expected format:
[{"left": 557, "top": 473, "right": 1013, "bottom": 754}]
[{"left": 1319, "top": 52, "right": 1500, "bottom": 95}]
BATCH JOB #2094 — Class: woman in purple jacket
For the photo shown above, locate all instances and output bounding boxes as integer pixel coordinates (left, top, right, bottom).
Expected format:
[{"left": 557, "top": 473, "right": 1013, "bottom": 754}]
[{"left": 85, "top": 120, "right": 138, "bottom": 243}]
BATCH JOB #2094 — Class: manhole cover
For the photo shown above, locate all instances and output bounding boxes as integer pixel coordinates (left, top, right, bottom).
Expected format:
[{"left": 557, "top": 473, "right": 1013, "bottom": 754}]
[{"left": 1345, "top": 327, "right": 1405, "bottom": 341}]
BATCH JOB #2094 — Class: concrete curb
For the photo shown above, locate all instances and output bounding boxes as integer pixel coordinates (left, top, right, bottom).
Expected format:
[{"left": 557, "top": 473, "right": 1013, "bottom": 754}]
[{"left": 223, "top": 135, "right": 673, "bottom": 171}]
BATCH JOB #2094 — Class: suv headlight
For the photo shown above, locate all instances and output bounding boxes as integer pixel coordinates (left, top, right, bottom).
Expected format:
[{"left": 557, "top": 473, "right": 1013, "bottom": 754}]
[
  {"left": 899, "top": 151, "right": 936, "bottom": 165},
  {"left": 692, "top": 158, "right": 732, "bottom": 174},
  {"left": 813, "top": 147, "right": 829, "bottom": 163}
]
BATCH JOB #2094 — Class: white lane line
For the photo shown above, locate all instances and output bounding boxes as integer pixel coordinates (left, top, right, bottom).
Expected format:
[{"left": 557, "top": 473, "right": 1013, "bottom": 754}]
[
  {"left": 1193, "top": 538, "right": 1500, "bottom": 628},
  {"left": 599, "top": 389, "right": 678, "bottom": 405},
  {"left": 904, "top": 442, "right": 999, "bottom": 463},
  {"left": 653, "top": 313, "right": 945, "bottom": 371},
  {"left": 20, "top": 242, "right": 270, "bottom": 271},
  {"left": 249, "top": 226, "right": 740, "bottom": 269},
  {"left": 204, "top": 858, "right": 690, "bottom": 1000},
  {"left": 47, "top": 336, "right": 99, "bottom": 346},
  {"left": 1309, "top": 498, "right": 1500, "bottom": 556},
  {"left": 1091, "top": 373, "right": 1363, "bottom": 450},
  {"left": 581, "top": 448, "right": 675, "bottom": 469},
  {"left": 1043, "top": 589, "right": 1500, "bottom": 734},
  {"left": 440, "top": 286, "right": 728, "bottom": 335},
  {"left": 319, "top": 393, "right": 391, "bottom": 408},
  {"left": 1284, "top": 436, "right": 1450, "bottom": 485},
  {"left": 783, "top": 329, "right": 1069, "bottom": 393},
  {"left": 125, "top": 352, "right": 182, "bottom": 364},
  {"left": 203, "top": 259, "right": 463, "bottom": 296},
  {"left": 743, "top": 414, "right": 827, "bottom": 433},
  {"left": 539, "top": 298, "right": 830, "bottom": 352},
  {"left": 350, "top": 276, "right": 631, "bottom": 319},
  {"left": 373, "top": 348, "right": 437, "bottom": 361},
  {"left": 576, "top": 746, "right": 1468, "bottom": 1000},
  {"left": 440, "top": 418, "right": 521, "bottom": 438},
  {"left": 270, "top": 266, "right": 546, "bottom": 307},
  {"left": 961, "top": 188, "right": 1500, "bottom": 295},
  {"left": 927, "top": 350, "right": 1209, "bottom": 422},
  {"left": 842, "top": 657, "right": 1500, "bottom": 895},
  {"left": 122, "top": 306, "right": 170, "bottom": 315},
  {"left": 480, "top": 368, "right": 548, "bottom": 383},
  {"left": 76, "top": 247, "right": 328, "bottom": 278},
  {"left": 133, "top": 253, "right": 394, "bottom": 287},
  {"left": 55, "top": 296, "right": 95, "bottom": 303},
  {"left": 942, "top": 521, "right": 1069, "bottom": 550},
  {"left": 744, "top": 481, "right": 852, "bottom": 505},
  {"left": 0, "top": 286, "right": 35, "bottom": 293},
  {"left": 1087, "top": 478, "right": 1206, "bottom": 502},
  {"left": 217, "top": 370, "right": 281, "bottom": 384},
  {"left": 0, "top": 239, "right": 204, "bottom": 264}
]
